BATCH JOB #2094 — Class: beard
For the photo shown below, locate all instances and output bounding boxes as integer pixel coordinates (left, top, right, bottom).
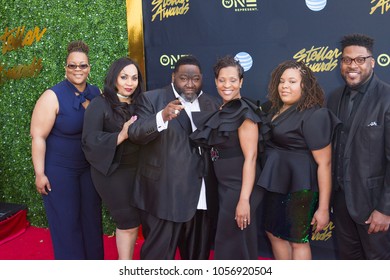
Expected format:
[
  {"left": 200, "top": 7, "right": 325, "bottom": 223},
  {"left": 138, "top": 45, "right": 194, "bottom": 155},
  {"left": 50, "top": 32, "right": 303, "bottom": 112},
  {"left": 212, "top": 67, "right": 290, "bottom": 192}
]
[
  {"left": 180, "top": 91, "right": 199, "bottom": 102},
  {"left": 342, "top": 69, "right": 373, "bottom": 89},
  {"left": 173, "top": 83, "right": 201, "bottom": 102}
]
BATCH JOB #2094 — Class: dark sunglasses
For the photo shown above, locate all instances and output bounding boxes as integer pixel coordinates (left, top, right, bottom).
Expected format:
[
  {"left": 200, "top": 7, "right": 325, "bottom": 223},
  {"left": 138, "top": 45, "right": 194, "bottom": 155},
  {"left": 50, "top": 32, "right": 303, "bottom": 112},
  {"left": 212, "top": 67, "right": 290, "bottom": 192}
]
[{"left": 66, "top": 63, "right": 90, "bottom": 70}]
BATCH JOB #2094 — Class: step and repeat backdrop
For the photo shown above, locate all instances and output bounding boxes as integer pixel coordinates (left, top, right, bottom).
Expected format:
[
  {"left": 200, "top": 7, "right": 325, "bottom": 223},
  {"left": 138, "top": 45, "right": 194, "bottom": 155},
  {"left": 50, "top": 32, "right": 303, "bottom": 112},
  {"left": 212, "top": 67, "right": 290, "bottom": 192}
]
[
  {"left": 1, "top": 0, "right": 389, "bottom": 260},
  {"left": 141, "top": 0, "right": 390, "bottom": 104},
  {"left": 139, "top": 0, "right": 390, "bottom": 259}
]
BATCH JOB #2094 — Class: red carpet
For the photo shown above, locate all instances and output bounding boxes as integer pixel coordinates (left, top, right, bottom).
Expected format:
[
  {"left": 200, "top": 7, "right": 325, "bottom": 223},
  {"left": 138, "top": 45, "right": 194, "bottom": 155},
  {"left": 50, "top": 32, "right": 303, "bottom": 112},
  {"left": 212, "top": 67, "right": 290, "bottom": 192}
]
[
  {"left": 0, "top": 205, "right": 269, "bottom": 260},
  {"left": 0, "top": 226, "right": 120, "bottom": 260},
  {"left": 0, "top": 225, "right": 276, "bottom": 260},
  {"left": 0, "top": 225, "right": 274, "bottom": 260},
  {"left": 0, "top": 219, "right": 268, "bottom": 260},
  {"left": 0, "top": 225, "right": 195, "bottom": 260}
]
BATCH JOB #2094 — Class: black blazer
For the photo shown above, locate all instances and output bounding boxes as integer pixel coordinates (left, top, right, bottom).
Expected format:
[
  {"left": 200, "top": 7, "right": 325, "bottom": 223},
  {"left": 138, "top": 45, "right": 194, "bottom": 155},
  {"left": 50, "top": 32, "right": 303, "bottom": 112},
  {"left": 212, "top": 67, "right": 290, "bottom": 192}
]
[
  {"left": 128, "top": 85, "right": 219, "bottom": 222},
  {"left": 327, "top": 74, "right": 390, "bottom": 224}
]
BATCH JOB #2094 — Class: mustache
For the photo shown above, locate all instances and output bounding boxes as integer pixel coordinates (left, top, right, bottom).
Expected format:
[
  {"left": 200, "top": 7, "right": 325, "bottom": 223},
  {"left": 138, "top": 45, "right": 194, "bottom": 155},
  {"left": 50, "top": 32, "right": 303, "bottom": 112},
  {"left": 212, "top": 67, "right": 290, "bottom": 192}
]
[{"left": 180, "top": 91, "right": 199, "bottom": 102}]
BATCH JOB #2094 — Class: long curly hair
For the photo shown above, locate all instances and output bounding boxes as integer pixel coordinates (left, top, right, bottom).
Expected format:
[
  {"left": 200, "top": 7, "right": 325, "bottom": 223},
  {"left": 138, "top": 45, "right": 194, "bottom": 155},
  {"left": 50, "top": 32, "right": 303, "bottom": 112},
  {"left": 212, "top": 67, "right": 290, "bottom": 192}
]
[
  {"left": 102, "top": 57, "right": 144, "bottom": 121},
  {"left": 267, "top": 60, "right": 324, "bottom": 112}
]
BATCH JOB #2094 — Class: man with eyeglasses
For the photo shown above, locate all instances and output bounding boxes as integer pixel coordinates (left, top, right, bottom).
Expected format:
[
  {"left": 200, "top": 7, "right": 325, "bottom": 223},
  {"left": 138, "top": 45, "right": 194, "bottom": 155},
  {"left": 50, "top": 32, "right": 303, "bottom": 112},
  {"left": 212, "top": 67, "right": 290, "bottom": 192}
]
[{"left": 327, "top": 33, "right": 390, "bottom": 259}]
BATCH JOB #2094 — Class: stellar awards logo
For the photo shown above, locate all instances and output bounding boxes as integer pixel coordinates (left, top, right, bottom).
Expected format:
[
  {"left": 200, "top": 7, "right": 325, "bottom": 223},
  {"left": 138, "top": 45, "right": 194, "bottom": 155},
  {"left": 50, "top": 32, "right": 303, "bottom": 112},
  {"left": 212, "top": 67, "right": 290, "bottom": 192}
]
[
  {"left": 370, "top": 0, "right": 390, "bottom": 15},
  {"left": 293, "top": 46, "right": 341, "bottom": 73},
  {"left": 151, "top": 0, "right": 190, "bottom": 22}
]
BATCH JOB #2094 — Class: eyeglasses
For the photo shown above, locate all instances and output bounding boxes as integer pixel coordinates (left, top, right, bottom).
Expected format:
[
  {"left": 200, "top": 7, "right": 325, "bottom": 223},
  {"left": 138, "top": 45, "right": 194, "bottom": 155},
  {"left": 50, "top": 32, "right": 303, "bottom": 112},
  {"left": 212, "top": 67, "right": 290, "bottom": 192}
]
[
  {"left": 66, "top": 63, "right": 90, "bottom": 70},
  {"left": 340, "top": 56, "right": 372, "bottom": 65}
]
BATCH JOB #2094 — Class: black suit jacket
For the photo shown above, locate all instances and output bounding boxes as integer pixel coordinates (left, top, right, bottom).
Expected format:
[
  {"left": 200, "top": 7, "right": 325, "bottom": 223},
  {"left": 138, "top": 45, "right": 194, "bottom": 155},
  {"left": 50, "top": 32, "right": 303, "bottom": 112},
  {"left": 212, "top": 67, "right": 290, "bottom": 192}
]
[
  {"left": 129, "top": 85, "right": 219, "bottom": 222},
  {"left": 327, "top": 74, "right": 390, "bottom": 224}
]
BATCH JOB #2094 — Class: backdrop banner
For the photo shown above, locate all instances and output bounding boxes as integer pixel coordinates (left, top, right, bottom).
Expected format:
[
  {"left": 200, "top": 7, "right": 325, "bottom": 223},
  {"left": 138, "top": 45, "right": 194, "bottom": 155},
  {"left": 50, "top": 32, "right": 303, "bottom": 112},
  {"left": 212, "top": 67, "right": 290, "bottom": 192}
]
[
  {"left": 141, "top": 0, "right": 390, "bottom": 103},
  {"left": 140, "top": 0, "right": 390, "bottom": 259}
]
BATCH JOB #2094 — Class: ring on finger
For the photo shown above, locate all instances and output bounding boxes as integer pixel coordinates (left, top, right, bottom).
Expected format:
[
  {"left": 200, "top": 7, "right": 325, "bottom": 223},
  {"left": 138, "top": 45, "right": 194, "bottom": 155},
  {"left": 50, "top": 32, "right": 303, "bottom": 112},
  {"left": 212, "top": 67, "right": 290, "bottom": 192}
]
[{"left": 174, "top": 109, "right": 179, "bottom": 115}]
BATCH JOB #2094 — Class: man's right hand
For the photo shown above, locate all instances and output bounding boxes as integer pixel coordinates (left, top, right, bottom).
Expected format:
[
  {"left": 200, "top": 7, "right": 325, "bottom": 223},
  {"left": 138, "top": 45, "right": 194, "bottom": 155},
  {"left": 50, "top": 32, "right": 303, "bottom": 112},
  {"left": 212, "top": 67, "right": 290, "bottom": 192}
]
[{"left": 162, "top": 99, "right": 184, "bottom": 122}]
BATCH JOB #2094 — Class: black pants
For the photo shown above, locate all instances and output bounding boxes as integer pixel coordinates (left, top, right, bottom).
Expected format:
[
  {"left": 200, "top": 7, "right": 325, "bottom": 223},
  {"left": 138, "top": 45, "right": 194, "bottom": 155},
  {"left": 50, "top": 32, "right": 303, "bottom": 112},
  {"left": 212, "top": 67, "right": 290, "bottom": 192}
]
[
  {"left": 139, "top": 210, "right": 211, "bottom": 260},
  {"left": 333, "top": 190, "right": 390, "bottom": 259}
]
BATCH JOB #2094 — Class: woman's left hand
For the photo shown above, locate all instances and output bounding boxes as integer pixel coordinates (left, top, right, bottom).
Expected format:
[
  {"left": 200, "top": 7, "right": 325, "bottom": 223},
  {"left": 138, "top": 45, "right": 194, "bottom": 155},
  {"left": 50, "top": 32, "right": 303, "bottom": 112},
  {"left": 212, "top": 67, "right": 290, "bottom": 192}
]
[
  {"left": 311, "top": 209, "right": 330, "bottom": 233},
  {"left": 235, "top": 199, "right": 250, "bottom": 230},
  {"left": 117, "top": 115, "right": 137, "bottom": 144}
]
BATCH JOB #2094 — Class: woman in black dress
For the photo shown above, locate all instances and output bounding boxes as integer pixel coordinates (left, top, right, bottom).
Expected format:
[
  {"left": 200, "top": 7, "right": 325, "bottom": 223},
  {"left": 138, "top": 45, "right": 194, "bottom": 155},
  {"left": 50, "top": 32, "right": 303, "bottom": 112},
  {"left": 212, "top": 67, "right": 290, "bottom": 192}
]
[
  {"left": 82, "top": 57, "right": 143, "bottom": 259},
  {"left": 257, "top": 60, "right": 340, "bottom": 259},
  {"left": 191, "top": 55, "right": 265, "bottom": 259}
]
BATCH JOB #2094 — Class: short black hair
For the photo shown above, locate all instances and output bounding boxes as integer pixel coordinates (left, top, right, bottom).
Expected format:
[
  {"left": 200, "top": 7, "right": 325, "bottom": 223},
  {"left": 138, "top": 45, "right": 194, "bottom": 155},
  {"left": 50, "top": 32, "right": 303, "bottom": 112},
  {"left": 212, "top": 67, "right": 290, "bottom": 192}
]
[
  {"left": 173, "top": 55, "right": 202, "bottom": 73},
  {"left": 66, "top": 40, "right": 89, "bottom": 62},
  {"left": 340, "top": 34, "right": 374, "bottom": 54},
  {"left": 213, "top": 55, "right": 244, "bottom": 79}
]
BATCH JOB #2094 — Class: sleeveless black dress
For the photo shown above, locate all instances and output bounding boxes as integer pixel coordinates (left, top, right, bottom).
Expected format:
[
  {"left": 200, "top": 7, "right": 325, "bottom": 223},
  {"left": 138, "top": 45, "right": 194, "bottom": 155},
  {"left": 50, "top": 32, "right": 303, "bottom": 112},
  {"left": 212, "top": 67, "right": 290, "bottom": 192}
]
[{"left": 191, "top": 98, "right": 266, "bottom": 259}]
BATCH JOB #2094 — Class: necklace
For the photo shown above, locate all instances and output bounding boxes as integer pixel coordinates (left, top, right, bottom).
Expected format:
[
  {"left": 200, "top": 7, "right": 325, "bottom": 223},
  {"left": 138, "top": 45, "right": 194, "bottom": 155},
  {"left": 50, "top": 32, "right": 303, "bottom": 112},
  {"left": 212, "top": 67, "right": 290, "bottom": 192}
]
[
  {"left": 272, "top": 105, "right": 290, "bottom": 121},
  {"left": 278, "top": 104, "right": 290, "bottom": 114},
  {"left": 117, "top": 93, "right": 130, "bottom": 99},
  {"left": 219, "top": 103, "right": 226, "bottom": 110},
  {"left": 219, "top": 98, "right": 241, "bottom": 110}
]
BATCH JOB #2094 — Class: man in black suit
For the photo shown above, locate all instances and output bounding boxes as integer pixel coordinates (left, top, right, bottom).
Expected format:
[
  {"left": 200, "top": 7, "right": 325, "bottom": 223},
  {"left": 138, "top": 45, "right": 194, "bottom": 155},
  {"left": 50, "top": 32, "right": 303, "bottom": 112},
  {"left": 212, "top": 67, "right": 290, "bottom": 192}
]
[
  {"left": 128, "top": 55, "right": 219, "bottom": 259},
  {"left": 327, "top": 34, "right": 390, "bottom": 259}
]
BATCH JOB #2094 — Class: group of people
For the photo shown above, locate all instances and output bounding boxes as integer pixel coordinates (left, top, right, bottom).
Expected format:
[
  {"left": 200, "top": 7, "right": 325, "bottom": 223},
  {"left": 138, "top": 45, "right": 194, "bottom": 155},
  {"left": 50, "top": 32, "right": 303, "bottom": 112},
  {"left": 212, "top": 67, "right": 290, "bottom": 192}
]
[{"left": 30, "top": 33, "right": 390, "bottom": 260}]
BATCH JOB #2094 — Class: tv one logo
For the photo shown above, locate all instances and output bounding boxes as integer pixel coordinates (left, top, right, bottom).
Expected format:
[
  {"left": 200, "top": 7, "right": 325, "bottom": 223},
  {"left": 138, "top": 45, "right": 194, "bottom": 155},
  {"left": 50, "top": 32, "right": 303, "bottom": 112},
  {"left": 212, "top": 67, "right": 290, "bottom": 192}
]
[
  {"left": 160, "top": 54, "right": 188, "bottom": 69},
  {"left": 377, "top": 53, "right": 390, "bottom": 67},
  {"left": 222, "top": 0, "right": 257, "bottom": 9}
]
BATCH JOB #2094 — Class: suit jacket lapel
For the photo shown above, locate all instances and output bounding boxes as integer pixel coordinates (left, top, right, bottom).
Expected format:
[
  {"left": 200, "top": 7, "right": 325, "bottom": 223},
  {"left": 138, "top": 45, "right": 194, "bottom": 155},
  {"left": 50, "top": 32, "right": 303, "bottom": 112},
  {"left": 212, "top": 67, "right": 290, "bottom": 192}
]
[
  {"left": 164, "top": 85, "right": 176, "bottom": 105},
  {"left": 177, "top": 92, "right": 217, "bottom": 134},
  {"left": 198, "top": 93, "right": 216, "bottom": 111},
  {"left": 344, "top": 77, "right": 378, "bottom": 155},
  {"left": 164, "top": 86, "right": 193, "bottom": 134},
  {"left": 176, "top": 109, "right": 192, "bottom": 134},
  {"left": 335, "top": 87, "right": 347, "bottom": 118},
  {"left": 344, "top": 94, "right": 367, "bottom": 154}
]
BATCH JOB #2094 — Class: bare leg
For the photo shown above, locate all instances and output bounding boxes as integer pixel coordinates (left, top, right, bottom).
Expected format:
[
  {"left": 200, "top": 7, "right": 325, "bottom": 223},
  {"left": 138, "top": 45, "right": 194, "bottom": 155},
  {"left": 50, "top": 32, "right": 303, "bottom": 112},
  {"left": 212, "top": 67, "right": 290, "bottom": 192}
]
[
  {"left": 116, "top": 227, "right": 139, "bottom": 260},
  {"left": 266, "top": 231, "right": 292, "bottom": 260},
  {"left": 291, "top": 242, "right": 311, "bottom": 260}
]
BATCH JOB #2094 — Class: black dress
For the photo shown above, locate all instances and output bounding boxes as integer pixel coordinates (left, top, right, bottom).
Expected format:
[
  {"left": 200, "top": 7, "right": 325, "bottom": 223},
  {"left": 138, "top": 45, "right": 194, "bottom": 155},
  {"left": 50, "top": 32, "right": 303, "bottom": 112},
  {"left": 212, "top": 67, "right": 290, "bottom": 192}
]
[
  {"left": 82, "top": 95, "right": 140, "bottom": 229},
  {"left": 257, "top": 105, "right": 340, "bottom": 243},
  {"left": 191, "top": 98, "right": 265, "bottom": 259}
]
